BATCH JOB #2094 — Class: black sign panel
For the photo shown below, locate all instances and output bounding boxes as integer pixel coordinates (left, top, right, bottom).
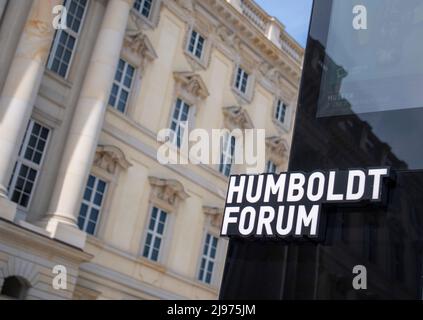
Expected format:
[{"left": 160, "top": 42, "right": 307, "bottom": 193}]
[{"left": 221, "top": 168, "right": 389, "bottom": 239}]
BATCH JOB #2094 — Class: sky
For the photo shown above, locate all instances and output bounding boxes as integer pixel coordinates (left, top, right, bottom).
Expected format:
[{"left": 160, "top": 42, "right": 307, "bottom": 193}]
[{"left": 255, "top": 0, "right": 313, "bottom": 47}]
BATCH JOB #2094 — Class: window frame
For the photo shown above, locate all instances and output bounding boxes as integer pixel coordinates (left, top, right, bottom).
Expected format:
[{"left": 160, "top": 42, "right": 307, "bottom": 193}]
[
  {"left": 132, "top": 0, "right": 162, "bottom": 28},
  {"left": 275, "top": 99, "right": 287, "bottom": 124},
  {"left": 219, "top": 133, "right": 236, "bottom": 177},
  {"left": 197, "top": 232, "right": 219, "bottom": 285},
  {"left": 141, "top": 205, "right": 169, "bottom": 263},
  {"left": 47, "top": 0, "right": 89, "bottom": 79},
  {"left": 133, "top": 0, "right": 154, "bottom": 19},
  {"left": 8, "top": 120, "right": 51, "bottom": 211},
  {"left": 186, "top": 29, "right": 206, "bottom": 61},
  {"left": 77, "top": 174, "right": 108, "bottom": 236},
  {"left": 108, "top": 58, "right": 136, "bottom": 114},
  {"left": 169, "top": 98, "right": 191, "bottom": 149},
  {"left": 234, "top": 66, "right": 250, "bottom": 95},
  {"left": 273, "top": 98, "right": 292, "bottom": 132}
]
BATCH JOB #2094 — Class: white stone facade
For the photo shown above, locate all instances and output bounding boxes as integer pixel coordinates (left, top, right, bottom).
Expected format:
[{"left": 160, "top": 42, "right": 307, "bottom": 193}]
[{"left": 0, "top": 0, "right": 302, "bottom": 299}]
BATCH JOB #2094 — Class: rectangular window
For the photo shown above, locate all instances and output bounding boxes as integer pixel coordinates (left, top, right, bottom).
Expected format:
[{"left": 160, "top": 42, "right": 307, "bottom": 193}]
[
  {"left": 8, "top": 120, "right": 50, "bottom": 209},
  {"left": 108, "top": 58, "right": 135, "bottom": 113},
  {"left": 275, "top": 100, "right": 287, "bottom": 124},
  {"left": 188, "top": 30, "right": 205, "bottom": 59},
  {"left": 134, "top": 0, "right": 153, "bottom": 18},
  {"left": 219, "top": 133, "right": 236, "bottom": 177},
  {"left": 198, "top": 233, "right": 218, "bottom": 284},
  {"left": 266, "top": 160, "right": 277, "bottom": 174},
  {"left": 235, "top": 67, "right": 249, "bottom": 94},
  {"left": 170, "top": 98, "right": 190, "bottom": 148},
  {"left": 47, "top": 0, "right": 88, "bottom": 78},
  {"left": 78, "top": 174, "right": 107, "bottom": 235},
  {"left": 143, "top": 207, "right": 167, "bottom": 262}
]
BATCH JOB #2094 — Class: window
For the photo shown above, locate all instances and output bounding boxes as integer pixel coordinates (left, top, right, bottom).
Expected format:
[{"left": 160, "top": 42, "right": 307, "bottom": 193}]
[
  {"left": 266, "top": 160, "right": 277, "bottom": 174},
  {"left": 170, "top": 98, "right": 190, "bottom": 148},
  {"left": 235, "top": 67, "right": 249, "bottom": 94},
  {"left": 219, "top": 133, "right": 236, "bottom": 177},
  {"left": 1, "top": 276, "right": 30, "bottom": 300},
  {"left": 143, "top": 207, "right": 167, "bottom": 262},
  {"left": 188, "top": 30, "right": 205, "bottom": 60},
  {"left": 47, "top": 0, "right": 88, "bottom": 78},
  {"left": 275, "top": 99, "right": 287, "bottom": 124},
  {"left": 108, "top": 59, "right": 135, "bottom": 113},
  {"left": 8, "top": 120, "right": 50, "bottom": 209},
  {"left": 198, "top": 233, "right": 218, "bottom": 284},
  {"left": 78, "top": 174, "right": 107, "bottom": 235},
  {"left": 134, "top": 0, "right": 153, "bottom": 18}
]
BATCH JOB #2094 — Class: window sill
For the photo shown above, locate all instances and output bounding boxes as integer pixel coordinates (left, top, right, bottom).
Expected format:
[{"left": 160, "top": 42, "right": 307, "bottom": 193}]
[
  {"left": 138, "top": 256, "right": 167, "bottom": 273},
  {"left": 231, "top": 87, "right": 252, "bottom": 104},
  {"left": 44, "top": 69, "right": 73, "bottom": 89},
  {"left": 195, "top": 280, "right": 219, "bottom": 292},
  {"left": 272, "top": 118, "right": 290, "bottom": 133},
  {"left": 184, "top": 51, "right": 208, "bottom": 70},
  {"left": 131, "top": 9, "right": 155, "bottom": 29}
]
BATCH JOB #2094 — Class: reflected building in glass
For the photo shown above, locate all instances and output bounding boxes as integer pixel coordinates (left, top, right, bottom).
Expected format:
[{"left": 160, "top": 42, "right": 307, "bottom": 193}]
[{"left": 220, "top": 0, "right": 423, "bottom": 300}]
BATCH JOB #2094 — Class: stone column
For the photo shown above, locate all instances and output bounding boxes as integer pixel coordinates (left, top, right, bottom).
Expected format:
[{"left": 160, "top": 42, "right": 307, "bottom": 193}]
[
  {"left": 0, "top": 0, "right": 60, "bottom": 221},
  {"left": 42, "top": 0, "right": 134, "bottom": 248}
]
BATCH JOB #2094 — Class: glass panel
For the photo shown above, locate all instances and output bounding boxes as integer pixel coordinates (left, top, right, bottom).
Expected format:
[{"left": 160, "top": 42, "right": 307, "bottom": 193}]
[{"left": 318, "top": 0, "right": 423, "bottom": 117}]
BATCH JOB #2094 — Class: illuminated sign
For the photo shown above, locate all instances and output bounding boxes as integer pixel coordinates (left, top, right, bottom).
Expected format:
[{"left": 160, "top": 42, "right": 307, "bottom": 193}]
[{"left": 220, "top": 168, "right": 390, "bottom": 238}]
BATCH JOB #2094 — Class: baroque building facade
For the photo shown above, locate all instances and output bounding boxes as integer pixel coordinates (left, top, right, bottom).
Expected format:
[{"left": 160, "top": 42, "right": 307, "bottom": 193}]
[{"left": 0, "top": 0, "right": 302, "bottom": 299}]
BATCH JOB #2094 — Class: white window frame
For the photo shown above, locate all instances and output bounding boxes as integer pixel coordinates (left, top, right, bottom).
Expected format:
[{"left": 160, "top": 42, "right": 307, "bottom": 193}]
[
  {"left": 8, "top": 120, "right": 51, "bottom": 211},
  {"left": 142, "top": 206, "right": 168, "bottom": 262},
  {"left": 234, "top": 66, "right": 250, "bottom": 95},
  {"left": 198, "top": 232, "right": 219, "bottom": 285},
  {"left": 219, "top": 133, "right": 236, "bottom": 177},
  {"left": 78, "top": 174, "right": 108, "bottom": 236},
  {"left": 169, "top": 98, "right": 191, "bottom": 149},
  {"left": 133, "top": 0, "right": 154, "bottom": 19},
  {"left": 273, "top": 98, "right": 293, "bottom": 132},
  {"left": 108, "top": 58, "right": 136, "bottom": 114},
  {"left": 187, "top": 29, "right": 206, "bottom": 61},
  {"left": 275, "top": 99, "right": 287, "bottom": 124},
  {"left": 47, "top": 0, "right": 89, "bottom": 79}
]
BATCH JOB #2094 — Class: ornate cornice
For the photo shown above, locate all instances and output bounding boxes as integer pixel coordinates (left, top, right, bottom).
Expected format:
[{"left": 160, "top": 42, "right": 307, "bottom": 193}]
[
  {"left": 94, "top": 145, "right": 132, "bottom": 174},
  {"left": 148, "top": 177, "right": 189, "bottom": 208},
  {"left": 222, "top": 106, "right": 254, "bottom": 130},
  {"left": 198, "top": 0, "right": 302, "bottom": 87},
  {"left": 125, "top": 12, "right": 158, "bottom": 68},
  {"left": 203, "top": 206, "right": 223, "bottom": 229},
  {"left": 174, "top": 71, "right": 210, "bottom": 100},
  {"left": 265, "top": 136, "right": 288, "bottom": 165}
]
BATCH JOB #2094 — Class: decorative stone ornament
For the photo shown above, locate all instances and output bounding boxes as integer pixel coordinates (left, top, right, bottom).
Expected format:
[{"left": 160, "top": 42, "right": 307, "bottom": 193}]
[
  {"left": 265, "top": 136, "right": 288, "bottom": 166},
  {"left": 203, "top": 206, "right": 223, "bottom": 229},
  {"left": 125, "top": 12, "right": 158, "bottom": 68},
  {"left": 94, "top": 145, "right": 132, "bottom": 175},
  {"left": 173, "top": 72, "right": 209, "bottom": 101},
  {"left": 222, "top": 106, "right": 254, "bottom": 130},
  {"left": 148, "top": 177, "right": 189, "bottom": 208}
]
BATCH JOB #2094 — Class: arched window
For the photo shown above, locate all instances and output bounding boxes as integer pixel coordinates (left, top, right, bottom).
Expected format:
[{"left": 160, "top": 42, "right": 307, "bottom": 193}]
[{"left": 1, "top": 276, "right": 30, "bottom": 299}]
